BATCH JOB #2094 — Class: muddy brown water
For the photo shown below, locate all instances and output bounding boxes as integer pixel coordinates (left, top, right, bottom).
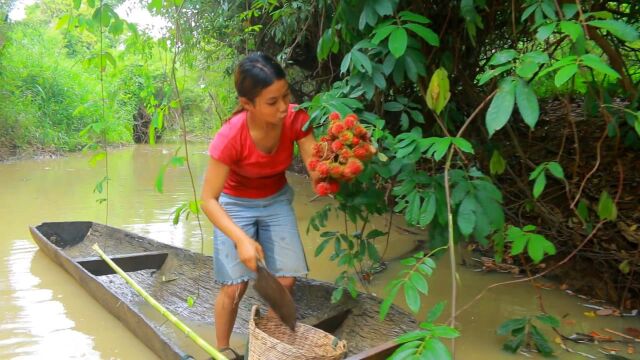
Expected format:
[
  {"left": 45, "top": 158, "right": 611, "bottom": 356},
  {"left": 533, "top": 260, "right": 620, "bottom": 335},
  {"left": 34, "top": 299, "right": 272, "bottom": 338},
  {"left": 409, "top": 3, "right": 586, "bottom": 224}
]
[{"left": 1, "top": 145, "right": 638, "bottom": 359}]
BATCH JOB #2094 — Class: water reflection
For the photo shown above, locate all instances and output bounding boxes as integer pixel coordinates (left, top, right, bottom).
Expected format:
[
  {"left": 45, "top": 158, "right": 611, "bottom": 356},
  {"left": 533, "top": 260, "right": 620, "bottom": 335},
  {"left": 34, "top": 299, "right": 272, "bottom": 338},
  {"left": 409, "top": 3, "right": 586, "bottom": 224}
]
[{"left": 2, "top": 240, "right": 100, "bottom": 359}]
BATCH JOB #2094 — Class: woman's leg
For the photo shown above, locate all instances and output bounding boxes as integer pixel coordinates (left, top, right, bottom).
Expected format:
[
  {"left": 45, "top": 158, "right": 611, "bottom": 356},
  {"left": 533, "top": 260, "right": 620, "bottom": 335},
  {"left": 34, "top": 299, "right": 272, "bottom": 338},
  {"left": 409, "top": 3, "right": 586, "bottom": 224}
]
[
  {"left": 277, "top": 276, "right": 295, "bottom": 292},
  {"left": 215, "top": 282, "right": 248, "bottom": 348}
]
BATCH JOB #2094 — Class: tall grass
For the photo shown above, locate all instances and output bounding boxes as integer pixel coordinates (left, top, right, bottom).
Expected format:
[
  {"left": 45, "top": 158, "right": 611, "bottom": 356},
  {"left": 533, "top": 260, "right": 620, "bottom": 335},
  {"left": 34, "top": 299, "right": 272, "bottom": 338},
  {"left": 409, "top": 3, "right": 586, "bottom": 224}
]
[{"left": 0, "top": 23, "right": 130, "bottom": 154}]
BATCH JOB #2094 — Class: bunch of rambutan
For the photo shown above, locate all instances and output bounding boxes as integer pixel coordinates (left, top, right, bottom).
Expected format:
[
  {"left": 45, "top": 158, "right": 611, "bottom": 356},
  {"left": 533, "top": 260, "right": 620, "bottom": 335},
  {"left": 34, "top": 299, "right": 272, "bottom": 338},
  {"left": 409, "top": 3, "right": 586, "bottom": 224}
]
[{"left": 309, "top": 112, "right": 376, "bottom": 196}]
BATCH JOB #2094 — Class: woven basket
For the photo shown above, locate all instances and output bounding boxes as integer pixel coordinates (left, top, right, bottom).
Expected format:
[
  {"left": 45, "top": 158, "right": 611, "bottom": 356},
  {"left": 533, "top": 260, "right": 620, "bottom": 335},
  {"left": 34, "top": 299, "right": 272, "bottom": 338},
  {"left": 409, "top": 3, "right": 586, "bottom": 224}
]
[{"left": 247, "top": 305, "right": 347, "bottom": 360}]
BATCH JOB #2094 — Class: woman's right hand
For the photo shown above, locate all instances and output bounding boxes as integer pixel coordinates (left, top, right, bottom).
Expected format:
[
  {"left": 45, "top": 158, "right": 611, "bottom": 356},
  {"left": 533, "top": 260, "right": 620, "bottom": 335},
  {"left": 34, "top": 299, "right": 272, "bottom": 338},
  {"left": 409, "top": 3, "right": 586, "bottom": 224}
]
[{"left": 236, "top": 238, "right": 264, "bottom": 272}]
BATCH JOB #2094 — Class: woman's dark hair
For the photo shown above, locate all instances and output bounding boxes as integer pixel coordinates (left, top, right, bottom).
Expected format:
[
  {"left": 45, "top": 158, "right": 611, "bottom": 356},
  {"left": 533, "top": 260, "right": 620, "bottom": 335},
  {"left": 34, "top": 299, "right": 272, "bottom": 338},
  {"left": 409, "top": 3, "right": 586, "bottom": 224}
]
[{"left": 234, "top": 52, "right": 286, "bottom": 103}]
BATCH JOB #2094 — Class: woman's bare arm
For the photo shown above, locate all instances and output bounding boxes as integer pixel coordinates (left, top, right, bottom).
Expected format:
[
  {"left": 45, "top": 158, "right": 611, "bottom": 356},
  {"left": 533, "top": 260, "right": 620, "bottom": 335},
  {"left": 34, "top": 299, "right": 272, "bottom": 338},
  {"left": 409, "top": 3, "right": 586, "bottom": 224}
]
[{"left": 200, "top": 158, "right": 263, "bottom": 271}]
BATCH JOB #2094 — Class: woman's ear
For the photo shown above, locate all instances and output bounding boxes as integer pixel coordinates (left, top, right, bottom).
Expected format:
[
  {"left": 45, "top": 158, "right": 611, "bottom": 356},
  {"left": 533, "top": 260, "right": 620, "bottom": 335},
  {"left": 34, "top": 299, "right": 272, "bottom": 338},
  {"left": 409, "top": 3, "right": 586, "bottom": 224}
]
[{"left": 239, "top": 97, "right": 253, "bottom": 111}]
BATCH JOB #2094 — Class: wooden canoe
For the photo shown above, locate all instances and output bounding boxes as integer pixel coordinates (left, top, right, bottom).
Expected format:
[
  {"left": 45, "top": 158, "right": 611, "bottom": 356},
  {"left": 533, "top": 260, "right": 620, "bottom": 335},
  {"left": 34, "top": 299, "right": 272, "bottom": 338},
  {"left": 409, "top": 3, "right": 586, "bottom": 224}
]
[{"left": 29, "top": 221, "right": 415, "bottom": 359}]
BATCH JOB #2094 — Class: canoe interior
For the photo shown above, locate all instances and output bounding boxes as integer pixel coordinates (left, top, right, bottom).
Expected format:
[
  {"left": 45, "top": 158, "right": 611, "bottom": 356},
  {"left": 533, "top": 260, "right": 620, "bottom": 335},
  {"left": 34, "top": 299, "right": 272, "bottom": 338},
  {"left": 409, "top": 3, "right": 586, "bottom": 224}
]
[{"left": 32, "top": 221, "right": 416, "bottom": 359}]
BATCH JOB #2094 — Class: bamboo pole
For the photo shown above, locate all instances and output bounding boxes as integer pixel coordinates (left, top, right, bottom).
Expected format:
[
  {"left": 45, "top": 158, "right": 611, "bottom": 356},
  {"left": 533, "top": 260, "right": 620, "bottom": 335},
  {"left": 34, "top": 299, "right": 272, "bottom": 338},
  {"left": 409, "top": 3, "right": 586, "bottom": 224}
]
[{"left": 92, "top": 244, "right": 228, "bottom": 360}]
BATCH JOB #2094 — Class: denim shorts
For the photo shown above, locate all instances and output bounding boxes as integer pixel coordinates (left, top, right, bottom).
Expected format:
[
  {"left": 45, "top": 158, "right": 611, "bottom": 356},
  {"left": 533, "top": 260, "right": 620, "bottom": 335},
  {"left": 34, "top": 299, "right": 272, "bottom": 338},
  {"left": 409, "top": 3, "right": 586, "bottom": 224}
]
[{"left": 213, "top": 184, "right": 309, "bottom": 285}]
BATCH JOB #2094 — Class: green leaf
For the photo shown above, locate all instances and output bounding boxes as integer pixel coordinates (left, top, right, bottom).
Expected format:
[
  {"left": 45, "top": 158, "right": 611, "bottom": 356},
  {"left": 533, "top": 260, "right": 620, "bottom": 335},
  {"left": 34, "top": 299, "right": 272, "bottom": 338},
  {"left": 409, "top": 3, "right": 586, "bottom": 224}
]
[
  {"left": 535, "top": 314, "right": 560, "bottom": 328},
  {"left": 425, "top": 67, "right": 450, "bottom": 115},
  {"left": 352, "top": 50, "right": 372, "bottom": 74},
  {"left": 478, "top": 64, "right": 513, "bottom": 85},
  {"left": 577, "top": 199, "right": 589, "bottom": 222},
  {"left": 339, "top": 52, "right": 352, "bottom": 74},
  {"left": 457, "top": 196, "right": 477, "bottom": 236},
  {"left": 530, "top": 325, "right": 554, "bottom": 356},
  {"left": 619, "top": 260, "right": 631, "bottom": 274},
  {"left": 488, "top": 49, "right": 518, "bottom": 66},
  {"left": 148, "top": 0, "right": 162, "bottom": 11},
  {"left": 388, "top": 341, "right": 420, "bottom": 360},
  {"left": 388, "top": 27, "right": 408, "bottom": 58},
  {"left": 372, "top": 0, "right": 393, "bottom": 16},
  {"left": 562, "top": 3, "right": 578, "bottom": 19},
  {"left": 400, "top": 257, "right": 417, "bottom": 266},
  {"left": 419, "top": 193, "right": 436, "bottom": 227},
  {"left": 430, "top": 325, "right": 460, "bottom": 339},
  {"left": 522, "top": 51, "right": 550, "bottom": 64},
  {"left": 536, "top": 22, "right": 556, "bottom": 42},
  {"left": 509, "top": 230, "right": 527, "bottom": 256},
  {"left": 396, "top": 330, "right": 429, "bottom": 344},
  {"left": 425, "top": 301, "right": 446, "bottom": 322},
  {"left": 371, "top": 24, "right": 396, "bottom": 44},
  {"left": 533, "top": 171, "right": 547, "bottom": 199},
  {"left": 588, "top": 19, "right": 640, "bottom": 43},
  {"left": 497, "top": 317, "right": 527, "bottom": 336},
  {"left": 516, "top": 61, "right": 540, "bottom": 79},
  {"left": 404, "top": 282, "right": 421, "bottom": 313},
  {"left": 515, "top": 79, "right": 540, "bottom": 129},
  {"left": 527, "top": 233, "right": 556, "bottom": 263},
  {"left": 486, "top": 77, "right": 516, "bottom": 137},
  {"left": 502, "top": 331, "right": 525, "bottom": 353},
  {"left": 186, "top": 295, "right": 195, "bottom": 307},
  {"left": 331, "top": 287, "right": 344, "bottom": 303},
  {"left": 559, "top": 20, "right": 583, "bottom": 41},
  {"left": 554, "top": 64, "right": 578, "bottom": 87},
  {"left": 408, "top": 271, "right": 427, "bottom": 294},
  {"left": 597, "top": 190, "right": 617, "bottom": 221},
  {"left": 384, "top": 101, "right": 405, "bottom": 111},
  {"left": 404, "top": 23, "right": 439, "bottom": 46},
  {"left": 452, "top": 138, "right": 474, "bottom": 154},
  {"left": 423, "top": 338, "right": 452, "bottom": 359},
  {"left": 490, "top": 150, "right": 506, "bottom": 175},
  {"left": 546, "top": 161, "right": 564, "bottom": 179},
  {"left": 155, "top": 164, "right": 168, "bottom": 193},
  {"left": 399, "top": 11, "right": 431, "bottom": 24},
  {"left": 580, "top": 54, "right": 620, "bottom": 79},
  {"left": 315, "top": 237, "right": 332, "bottom": 257}
]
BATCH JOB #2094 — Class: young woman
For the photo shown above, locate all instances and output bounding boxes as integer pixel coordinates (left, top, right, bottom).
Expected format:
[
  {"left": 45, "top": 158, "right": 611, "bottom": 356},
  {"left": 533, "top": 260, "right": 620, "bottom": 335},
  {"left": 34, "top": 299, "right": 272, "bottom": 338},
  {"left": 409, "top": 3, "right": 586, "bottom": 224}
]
[{"left": 200, "top": 52, "right": 317, "bottom": 357}]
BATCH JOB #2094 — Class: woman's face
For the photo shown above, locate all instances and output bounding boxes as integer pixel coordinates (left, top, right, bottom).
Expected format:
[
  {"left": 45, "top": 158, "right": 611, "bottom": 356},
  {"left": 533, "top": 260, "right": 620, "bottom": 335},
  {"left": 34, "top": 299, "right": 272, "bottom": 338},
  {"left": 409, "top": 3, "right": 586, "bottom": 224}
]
[{"left": 242, "top": 79, "right": 290, "bottom": 126}]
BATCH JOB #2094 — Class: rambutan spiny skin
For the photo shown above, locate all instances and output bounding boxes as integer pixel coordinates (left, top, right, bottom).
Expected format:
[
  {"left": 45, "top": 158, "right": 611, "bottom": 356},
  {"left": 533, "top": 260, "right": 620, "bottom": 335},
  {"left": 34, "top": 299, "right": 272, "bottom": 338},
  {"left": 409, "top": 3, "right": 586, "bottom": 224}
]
[
  {"left": 343, "top": 158, "right": 364, "bottom": 179},
  {"left": 328, "top": 180, "right": 340, "bottom": 194},
  {"left": 329, "top": 163, "right": 344, "bottom": 179},
  {"left": 316, "top": 161, "right": 330, "bottom": 177},
  {"left": 311, "top": 113, "right": 374, "bottom": 194},
  {"left": 353, "top": 125, "right": 368, "bottom": 138},
  {"left": 331, "top": 140, "right": 345, "bottom": 152},
  {"left": 339, "top": 131, "right": 354, "bottom": 145},
  {"left": 330, "top": 122, "right": 346, "bottom": 137},
  {"left": 308, "top": 159, "right": 320, "bottom": 171},
  {"left": 353, "top": 145, "right": 369, "bottom": 161},
  {"left": 343, "top": 114, "right": 358, "bottom": 129},
  {"left": 315, "top": 182, "right": 331, "bottom": 196}
]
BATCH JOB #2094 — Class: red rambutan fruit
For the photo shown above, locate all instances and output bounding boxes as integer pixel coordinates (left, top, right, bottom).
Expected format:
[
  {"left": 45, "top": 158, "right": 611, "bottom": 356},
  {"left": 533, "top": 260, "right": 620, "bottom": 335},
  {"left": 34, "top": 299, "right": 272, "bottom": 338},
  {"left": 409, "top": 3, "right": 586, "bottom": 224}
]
[
  {"left": 331, "top": 140, "right": 344, "bottom": 152},
  {"left": 328, "top": 180, "right": 340, "bottom": 194},
  {"left": 343, "top": 158, "right": 364, "bottom": 179},
  {"left": 329, "top": 112, "right": 341, "bottom": 121},
  {"left": 315, "top": 182, "right": 331, "bottom": 196},
  {"left": 316, "top": 161, "right": 330, "bottom": 177},
  {"left": 339, "top": 131, "right": 353, "bottom": 145},
  {"left": 343, "top": 114, "right": 357, "bottom": 129},
  {"left": 330, "top": 122, "right": 346, "bottom": 137},
  {"left": 308, "top": 159, "right": 320, "bottom": 171}
]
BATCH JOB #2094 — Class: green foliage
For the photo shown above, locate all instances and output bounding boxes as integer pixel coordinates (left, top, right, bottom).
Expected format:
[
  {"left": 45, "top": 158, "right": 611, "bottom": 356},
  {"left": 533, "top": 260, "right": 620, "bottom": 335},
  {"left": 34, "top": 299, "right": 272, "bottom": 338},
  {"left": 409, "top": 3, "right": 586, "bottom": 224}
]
[
  {"left": 528, "top": 161, "right": 565, "bottom": 199},
  {"left": 389, "top": 301, "right": 458, "bottom": 360},
  {"left": 379, "top": 250, "right": 438, "bottom": 319},
  {"left": 497, "top": 314, "right": 559, "bottom": 357},
  {"left": 503, "top": 225, "right": 557, "bottom": 264},
  {"left": 0, "top": 23, "right": 128, "bottom": 151}
]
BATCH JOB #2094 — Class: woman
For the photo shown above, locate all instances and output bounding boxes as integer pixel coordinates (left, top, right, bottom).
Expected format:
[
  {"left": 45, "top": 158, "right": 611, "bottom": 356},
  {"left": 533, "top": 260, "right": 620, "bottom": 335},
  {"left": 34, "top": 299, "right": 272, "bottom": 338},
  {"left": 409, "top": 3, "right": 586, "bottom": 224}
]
[{"left": 200, "top": 52, "right": 317, "bottom": 357}]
